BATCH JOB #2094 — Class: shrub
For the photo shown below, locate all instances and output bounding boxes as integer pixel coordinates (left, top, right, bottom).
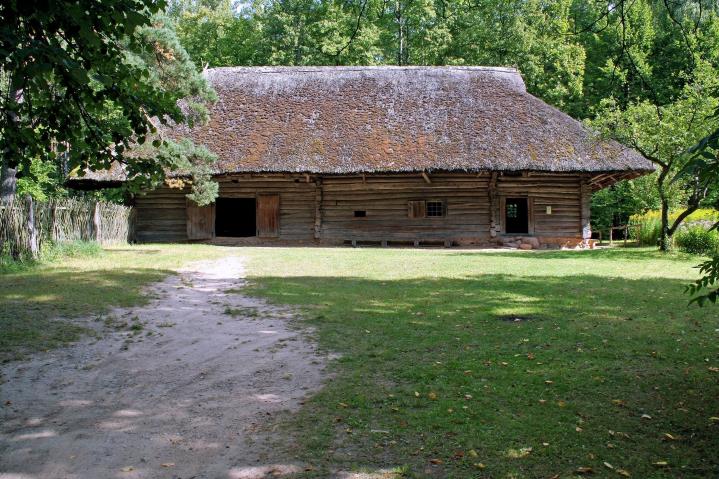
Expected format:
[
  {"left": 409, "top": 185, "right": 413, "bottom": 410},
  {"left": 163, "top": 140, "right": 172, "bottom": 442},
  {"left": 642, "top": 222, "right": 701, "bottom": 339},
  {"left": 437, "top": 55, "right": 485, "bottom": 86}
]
[
  {"left": 629, "top": 209, "right": 719, "bottom": 247},
  {"left": 630, "top": 217, "right": 662, "bottom": 246},
  {"left": 675, "top": 227, "right": 719, "bottom": 255}
]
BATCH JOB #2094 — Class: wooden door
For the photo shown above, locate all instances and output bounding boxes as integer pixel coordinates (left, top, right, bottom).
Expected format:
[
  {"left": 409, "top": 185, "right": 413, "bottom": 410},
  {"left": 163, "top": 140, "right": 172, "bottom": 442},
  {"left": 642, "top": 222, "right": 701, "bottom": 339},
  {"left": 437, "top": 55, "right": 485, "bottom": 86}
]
[
  {"left": 504, "top": 198, "right": 529, "bottom": 234},
  {"left": 256, "top": 194, "right": 280, "bottom": 238},
  {"left": 186, "top": 199, "right": 216, "bottom": 240}
]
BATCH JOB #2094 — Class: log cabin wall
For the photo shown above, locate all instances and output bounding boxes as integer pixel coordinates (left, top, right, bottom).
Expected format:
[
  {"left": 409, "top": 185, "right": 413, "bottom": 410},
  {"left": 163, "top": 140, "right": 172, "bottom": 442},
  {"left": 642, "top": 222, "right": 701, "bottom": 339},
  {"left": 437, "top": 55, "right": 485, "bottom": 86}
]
[
  {"left": 215, "top": 175, "right": 316, "bottom": 241},
  {"left": 495, "top": 173, "right": 584, "bottom": 240},
  {"left": 320, "top": 174, "right": 491, "bottom": 245},
  {"left": 132, "top": 172, "right": 588, "bottom": 246},
  {"left": 132, "top": 174, "right": 317, "bottom": 243},
  {"left": 133, "top": 185, "right": 188, "bottom": 242}
]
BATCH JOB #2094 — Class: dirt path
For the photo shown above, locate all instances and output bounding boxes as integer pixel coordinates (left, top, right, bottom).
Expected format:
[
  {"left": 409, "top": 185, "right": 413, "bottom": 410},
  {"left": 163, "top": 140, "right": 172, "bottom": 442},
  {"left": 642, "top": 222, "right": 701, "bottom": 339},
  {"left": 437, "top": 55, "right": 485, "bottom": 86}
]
[{"left": 0, "top": 257, "right": 325, "bottom": 479}]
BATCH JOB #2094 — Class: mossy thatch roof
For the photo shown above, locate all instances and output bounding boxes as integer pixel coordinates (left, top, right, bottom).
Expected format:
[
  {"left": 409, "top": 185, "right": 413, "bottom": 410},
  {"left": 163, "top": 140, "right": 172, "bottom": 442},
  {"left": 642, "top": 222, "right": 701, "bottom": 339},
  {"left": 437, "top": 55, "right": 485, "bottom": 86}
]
[{"left": 172, "top": 66, "right": 651, "bottom": 174}]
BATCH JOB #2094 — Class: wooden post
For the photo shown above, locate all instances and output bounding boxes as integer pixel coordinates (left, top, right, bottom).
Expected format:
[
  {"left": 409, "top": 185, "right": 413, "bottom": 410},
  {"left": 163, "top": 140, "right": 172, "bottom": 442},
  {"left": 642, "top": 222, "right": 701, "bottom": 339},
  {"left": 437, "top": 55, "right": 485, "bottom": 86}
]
[
  {"left": 580, "top": 180, "right": 591, "bottom": 246},
  {"left": 91, "top": 202, "right": 102, "bottom": 242},
  {"left": 25, "top": 195, "right": 39, "bottom": 257},
  {"left": 624, "top": 225, "right": 630, "bottom": 247},
  {"left": 50, "top": 202, "right": 57, "bottom": 242},
  {"left": 314, "top": 178, "right": 323, "bottom": 240},
  {"left": 128, "top": 206, "right": 136, "bottom": 243},
  {"left": 489, "top": 172, "right": 498, "bottom": 238}
]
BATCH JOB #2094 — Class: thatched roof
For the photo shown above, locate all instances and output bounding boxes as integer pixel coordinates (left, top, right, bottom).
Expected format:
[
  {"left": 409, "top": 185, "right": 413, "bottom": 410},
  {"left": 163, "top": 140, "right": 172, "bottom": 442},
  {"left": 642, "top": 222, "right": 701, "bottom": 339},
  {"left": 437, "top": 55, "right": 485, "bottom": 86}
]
[
  {"left": 168, "top": 66, "right": 651, "bottom": 174},
  {"left": 68, "top": 66, "right": 652, "bottom": 187}
]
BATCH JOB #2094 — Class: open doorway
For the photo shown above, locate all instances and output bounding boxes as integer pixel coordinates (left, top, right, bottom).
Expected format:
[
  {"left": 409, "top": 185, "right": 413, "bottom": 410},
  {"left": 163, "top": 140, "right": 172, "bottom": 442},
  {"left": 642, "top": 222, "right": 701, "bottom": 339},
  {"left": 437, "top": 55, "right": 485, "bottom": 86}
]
[
  {"left": 215, "top": 198, "right": 256, "bottom": 237},
  {"left": 505, "top": 197, "right": 529, "bottom": 234}
]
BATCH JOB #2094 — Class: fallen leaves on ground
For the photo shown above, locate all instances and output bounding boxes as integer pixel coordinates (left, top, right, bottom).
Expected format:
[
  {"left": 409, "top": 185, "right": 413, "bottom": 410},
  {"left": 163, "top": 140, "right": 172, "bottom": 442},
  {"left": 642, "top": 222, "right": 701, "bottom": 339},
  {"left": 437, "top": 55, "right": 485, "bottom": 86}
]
[{"left": 507, "top": 447, "right": 533, "bottom": 458}]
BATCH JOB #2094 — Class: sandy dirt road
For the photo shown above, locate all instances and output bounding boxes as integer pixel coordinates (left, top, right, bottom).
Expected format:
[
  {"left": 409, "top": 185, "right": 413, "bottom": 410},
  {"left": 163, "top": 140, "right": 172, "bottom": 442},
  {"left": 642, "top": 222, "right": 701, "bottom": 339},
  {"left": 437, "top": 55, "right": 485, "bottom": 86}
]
[{"left": 0, "top": 256, "right": 325, "bottom": 479}]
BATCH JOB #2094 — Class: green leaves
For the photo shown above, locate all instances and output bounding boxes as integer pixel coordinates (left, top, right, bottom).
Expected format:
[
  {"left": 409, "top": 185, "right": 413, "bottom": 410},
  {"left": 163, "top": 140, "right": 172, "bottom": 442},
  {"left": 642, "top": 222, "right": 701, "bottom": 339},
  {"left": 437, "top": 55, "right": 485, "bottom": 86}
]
[
  {"left": 686, "top": 256, "right": 719, "bottom": 306},
  {"left": 1, "top": 0, "right": 217, "bottom": 203}
]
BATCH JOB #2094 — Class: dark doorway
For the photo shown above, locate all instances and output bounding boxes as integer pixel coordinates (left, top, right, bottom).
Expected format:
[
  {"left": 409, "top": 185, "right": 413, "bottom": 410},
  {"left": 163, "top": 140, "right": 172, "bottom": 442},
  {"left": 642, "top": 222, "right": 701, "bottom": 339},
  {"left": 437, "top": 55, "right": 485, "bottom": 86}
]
[
  {"left": 215, "top": 198, "right": 256, "bottom": 237},
  {"left": 505, "top": 198, "right": 529, "bottom": 234}
]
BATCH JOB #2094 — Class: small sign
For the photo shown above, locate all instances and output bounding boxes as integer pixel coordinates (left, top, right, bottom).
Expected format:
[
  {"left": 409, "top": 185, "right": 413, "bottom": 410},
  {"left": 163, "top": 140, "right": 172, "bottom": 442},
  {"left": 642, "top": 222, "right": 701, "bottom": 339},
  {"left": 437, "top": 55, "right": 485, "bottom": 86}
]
[{"left": 546, "top": 206, "right": 552, "bottom": 215}]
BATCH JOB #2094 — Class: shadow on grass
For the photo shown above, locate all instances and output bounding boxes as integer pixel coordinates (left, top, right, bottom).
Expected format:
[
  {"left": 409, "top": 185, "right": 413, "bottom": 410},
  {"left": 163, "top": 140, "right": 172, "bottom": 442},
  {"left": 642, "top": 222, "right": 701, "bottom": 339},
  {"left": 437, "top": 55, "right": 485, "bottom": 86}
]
[
  {"left": 0, "top": 268, "right": 174, "bottom": 361},
  {"left": 449, "top": 247, "right": 699, "bottom": 262},
  {"left": 246, "top": 272, "right": 719, "bottom": 478}
]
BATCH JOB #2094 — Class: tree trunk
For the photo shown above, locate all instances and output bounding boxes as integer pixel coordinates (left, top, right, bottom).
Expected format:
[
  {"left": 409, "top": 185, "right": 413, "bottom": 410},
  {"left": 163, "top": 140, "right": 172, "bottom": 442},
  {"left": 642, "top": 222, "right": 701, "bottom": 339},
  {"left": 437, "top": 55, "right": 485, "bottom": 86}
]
[
  {"left": 659, "top": 197, "right": 671, "bottom": 251},
  {"left": 657, "top": 167, "right": 671, "bottom": 252},
  {"left": 2, "top": 88, "right": 20, "bottom": 202},
  {"left": 0, "top": 162, "right": 17, "bottom": 202},
  {"left": 396, "top": 0, "right": 405, "bottom": 65}
]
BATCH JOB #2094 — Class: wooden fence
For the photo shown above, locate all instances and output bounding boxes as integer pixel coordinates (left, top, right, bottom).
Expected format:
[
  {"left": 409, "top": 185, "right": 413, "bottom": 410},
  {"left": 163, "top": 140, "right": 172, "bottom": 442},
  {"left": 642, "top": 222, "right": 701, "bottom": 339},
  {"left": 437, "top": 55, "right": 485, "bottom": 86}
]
[
  {"left": 0, "top": 197, "right": 133, "bottom": 258},
  {"left": 593, "top": 224, "right": 642, "bottom": 247}
]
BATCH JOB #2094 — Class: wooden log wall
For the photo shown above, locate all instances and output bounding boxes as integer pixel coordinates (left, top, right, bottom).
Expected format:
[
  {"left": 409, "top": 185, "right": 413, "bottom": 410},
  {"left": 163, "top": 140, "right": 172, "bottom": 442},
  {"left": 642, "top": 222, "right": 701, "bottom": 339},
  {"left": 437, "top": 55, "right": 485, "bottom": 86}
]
[
  {"left": 496, "top": 173, "right": 583, "bottom": 238},
  {"left": 132, "top": 172, "right": 588, "bottom": 244},
  {"left": 133, "top": 175, "right": 317, "bottom": 242},
  {"left": 133, "top": 186, "right": 189, "bottom": 242},
  {"left": 320, "top": 174, "right": 492, "bottom": 243},
  {"left": 216, "top": 175, "right": 316, "bottom": 240}
]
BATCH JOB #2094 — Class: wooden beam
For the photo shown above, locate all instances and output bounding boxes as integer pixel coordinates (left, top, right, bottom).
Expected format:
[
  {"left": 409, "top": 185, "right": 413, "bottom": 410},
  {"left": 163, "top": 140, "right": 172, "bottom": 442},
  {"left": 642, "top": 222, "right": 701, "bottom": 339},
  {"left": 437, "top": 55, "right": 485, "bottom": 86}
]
[
  {"left": 421, "top": 171, "right": 432, "bottom": 184},
  {"left": 489, "top": 172, "right": 498, "bottom": 238},
  {"left": 580, "top": 179, "right": 592, "bottom": 245},
  {"left": 314, "top": 178, "right": 323, "bottom": 240},
  {"left": 305, "top": 173, "right": 311, "bottom": 183}
]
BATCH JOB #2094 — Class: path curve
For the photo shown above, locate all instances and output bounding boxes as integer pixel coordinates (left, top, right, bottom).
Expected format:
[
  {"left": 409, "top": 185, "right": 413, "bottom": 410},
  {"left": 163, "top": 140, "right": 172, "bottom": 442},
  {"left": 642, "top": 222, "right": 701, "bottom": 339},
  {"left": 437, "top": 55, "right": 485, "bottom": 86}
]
[{"left": 0, "top": 256, "right": 325, "bottom": 479}]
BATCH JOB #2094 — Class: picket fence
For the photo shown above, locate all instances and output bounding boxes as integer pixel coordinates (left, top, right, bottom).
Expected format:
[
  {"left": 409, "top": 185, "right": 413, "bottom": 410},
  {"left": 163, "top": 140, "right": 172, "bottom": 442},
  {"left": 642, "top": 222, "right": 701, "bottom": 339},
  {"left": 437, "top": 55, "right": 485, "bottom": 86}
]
[{"left": 0, "top": 197, "right": 133, "bottom": 258}]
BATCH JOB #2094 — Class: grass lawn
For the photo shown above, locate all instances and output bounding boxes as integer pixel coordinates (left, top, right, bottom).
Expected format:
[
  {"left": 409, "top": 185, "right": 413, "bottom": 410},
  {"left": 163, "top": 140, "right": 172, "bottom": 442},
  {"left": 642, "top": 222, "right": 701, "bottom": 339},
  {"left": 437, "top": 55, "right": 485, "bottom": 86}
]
[
  {"left": 0, "top": 243, "right": 225, "bottom": 361},
  {"left": 237, "top": 247, "right": 719, "bottom": 478},
  {"left": 1, "top": 245, "right": 718, "bottom": 477}
]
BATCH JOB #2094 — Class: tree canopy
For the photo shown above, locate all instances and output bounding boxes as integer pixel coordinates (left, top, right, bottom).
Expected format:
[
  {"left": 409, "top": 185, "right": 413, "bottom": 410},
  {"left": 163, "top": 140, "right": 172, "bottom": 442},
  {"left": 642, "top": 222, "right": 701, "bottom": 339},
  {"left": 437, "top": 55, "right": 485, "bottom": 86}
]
[
  {"left": 0, "top": 0, "right": 218, "bottom": 204},
  {"left": 3, "top": 1, "right": 718, "bottom": 267}
]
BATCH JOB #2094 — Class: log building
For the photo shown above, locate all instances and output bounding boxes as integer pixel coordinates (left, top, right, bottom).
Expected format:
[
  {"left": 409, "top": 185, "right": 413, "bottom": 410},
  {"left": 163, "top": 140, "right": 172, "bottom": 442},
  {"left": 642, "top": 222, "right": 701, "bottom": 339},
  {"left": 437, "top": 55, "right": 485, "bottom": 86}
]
[{"left": 75, "top": 67, "right": 653, "bottom": 248}]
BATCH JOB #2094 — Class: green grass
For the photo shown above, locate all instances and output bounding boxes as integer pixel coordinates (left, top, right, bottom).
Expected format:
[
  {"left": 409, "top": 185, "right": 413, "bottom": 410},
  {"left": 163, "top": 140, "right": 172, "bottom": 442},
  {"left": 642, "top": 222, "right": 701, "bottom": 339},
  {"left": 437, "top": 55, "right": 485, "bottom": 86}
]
[
  {"left": 0, "top": 243, "right": 225, "bottom": 361},
  {"left": 2, "top": 244, "right": 717, "bottom": 477},
  {"left": 237, "top": 247, "right": 719, "bottom": 478}
]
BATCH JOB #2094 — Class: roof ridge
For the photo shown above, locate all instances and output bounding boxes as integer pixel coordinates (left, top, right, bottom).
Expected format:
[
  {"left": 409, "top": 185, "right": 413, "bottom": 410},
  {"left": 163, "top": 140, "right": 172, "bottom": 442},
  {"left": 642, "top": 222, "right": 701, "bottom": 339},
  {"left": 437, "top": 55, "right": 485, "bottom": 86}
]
[{"left": 206, "top": 65, "right": 520, "bottom": 74}]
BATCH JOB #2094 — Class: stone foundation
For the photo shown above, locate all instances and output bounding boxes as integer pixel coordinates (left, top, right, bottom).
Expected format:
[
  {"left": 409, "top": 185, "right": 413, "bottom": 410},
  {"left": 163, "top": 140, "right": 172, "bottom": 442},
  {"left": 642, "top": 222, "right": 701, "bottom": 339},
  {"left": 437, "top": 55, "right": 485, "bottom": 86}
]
[{"left": 496, "top": 236, "right": 586, "bottom": 250}]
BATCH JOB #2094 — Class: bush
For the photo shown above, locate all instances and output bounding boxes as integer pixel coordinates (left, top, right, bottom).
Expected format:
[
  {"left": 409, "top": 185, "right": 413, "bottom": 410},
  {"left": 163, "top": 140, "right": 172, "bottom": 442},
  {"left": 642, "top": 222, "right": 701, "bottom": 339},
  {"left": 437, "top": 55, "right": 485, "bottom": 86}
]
[
  {"left": 631, "top": 217, "right": 662, "bottom": 246},
  {"left": 675, "top": 227, "right": 719, "bottom": 255},
  {"left": 629, "top": 209, "right": 719, "bottom": 247}
]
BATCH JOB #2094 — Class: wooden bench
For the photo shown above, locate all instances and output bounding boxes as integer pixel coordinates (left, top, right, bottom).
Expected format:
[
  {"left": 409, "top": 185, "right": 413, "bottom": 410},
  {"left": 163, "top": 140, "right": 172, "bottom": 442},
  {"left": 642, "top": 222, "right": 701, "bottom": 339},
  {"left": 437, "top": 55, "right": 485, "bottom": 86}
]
[{"left": 347, "top": 239, "right": 453, "bottom": 248}]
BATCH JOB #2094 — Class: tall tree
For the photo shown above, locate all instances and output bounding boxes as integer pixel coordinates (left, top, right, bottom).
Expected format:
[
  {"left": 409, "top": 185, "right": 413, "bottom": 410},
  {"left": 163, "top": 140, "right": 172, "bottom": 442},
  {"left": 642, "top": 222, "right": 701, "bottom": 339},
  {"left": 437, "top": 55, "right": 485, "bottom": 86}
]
[
  {"left": 590, "top": 62, "right": 719, "bottom": 250},
  {"left": 0, "top": 0, "right": 218, "bottom": 205},
  {"left": 576, "top": 0, "right": 719, "bottom": 249}
]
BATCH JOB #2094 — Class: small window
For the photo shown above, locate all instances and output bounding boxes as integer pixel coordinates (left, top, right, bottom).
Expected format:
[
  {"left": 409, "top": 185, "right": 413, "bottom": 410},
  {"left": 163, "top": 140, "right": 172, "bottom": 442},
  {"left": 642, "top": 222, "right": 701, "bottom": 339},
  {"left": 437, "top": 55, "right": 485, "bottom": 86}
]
[
  {"left": 354, "top": 210, "right": 367, "bottom": 218},
  {"left": 507, "top": 203, "right": 518, "bottom": 219},
  {"left": 426, "top": 200, "right": 444, "bottom": 217}
]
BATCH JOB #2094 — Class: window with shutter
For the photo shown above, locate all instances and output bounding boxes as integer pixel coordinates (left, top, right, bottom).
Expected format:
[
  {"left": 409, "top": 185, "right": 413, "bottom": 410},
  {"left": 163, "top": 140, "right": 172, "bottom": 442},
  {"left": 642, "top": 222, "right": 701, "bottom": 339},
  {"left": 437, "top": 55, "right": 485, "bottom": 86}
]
[{"left": 408, "top": 200, "right": 426, "bottom": 218}]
